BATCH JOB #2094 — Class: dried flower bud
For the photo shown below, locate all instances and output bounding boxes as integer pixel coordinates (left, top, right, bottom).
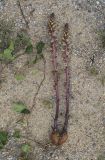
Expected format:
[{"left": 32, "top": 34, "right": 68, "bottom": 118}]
[{"left": 48, "top": 13, "right": 55, "bottom": 33}]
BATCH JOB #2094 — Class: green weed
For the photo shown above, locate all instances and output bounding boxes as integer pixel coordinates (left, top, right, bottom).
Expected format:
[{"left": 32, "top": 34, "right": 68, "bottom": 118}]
[
  {"left": 15, "top": 73, "right": 25, "bottom": 81},
  {"left": 0, "top": 131, "right": 8, "bottom": 149},
  {"left": 12, "top": 102, "right": 30, "bottom": 114}
]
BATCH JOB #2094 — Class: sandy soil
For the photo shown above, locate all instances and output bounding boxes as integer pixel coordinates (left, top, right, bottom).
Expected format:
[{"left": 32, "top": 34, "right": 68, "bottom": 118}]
[{"left": 0, "top": 0, "right": 105, "bottom": 159}]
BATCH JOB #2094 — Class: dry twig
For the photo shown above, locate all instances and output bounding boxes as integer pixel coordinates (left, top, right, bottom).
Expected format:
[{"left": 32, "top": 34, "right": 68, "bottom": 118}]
[{"left": 17, "top": 0, "right": 29, "bottom": 29}]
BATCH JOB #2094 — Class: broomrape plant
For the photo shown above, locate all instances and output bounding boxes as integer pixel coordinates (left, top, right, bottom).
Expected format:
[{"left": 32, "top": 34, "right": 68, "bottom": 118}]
[{"left": 48, "top": 13, "right": 71, "bottom": 145}]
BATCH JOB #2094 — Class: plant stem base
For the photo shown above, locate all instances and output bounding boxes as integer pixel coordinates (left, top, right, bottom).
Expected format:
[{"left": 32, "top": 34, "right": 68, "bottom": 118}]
[{"left": 50, "top": 131, "right": 68, "bottom": 145}]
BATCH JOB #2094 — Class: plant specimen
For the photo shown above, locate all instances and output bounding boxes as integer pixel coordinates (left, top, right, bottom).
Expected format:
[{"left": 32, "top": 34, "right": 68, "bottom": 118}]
[
  {"left": 48, "top": 13, "right": 60, "bottom": 135},
  {"left": 48, "top": 13, "right": 70, "bottom": 145},
  {"left": 60, "top": 23, "right": 70, "bottom": 144}
]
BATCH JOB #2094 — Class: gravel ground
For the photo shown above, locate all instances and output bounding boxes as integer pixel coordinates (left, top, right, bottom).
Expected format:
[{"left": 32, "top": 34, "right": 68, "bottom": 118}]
[{"left": 0, "top": 0, "right": 105, "bottom": 160}]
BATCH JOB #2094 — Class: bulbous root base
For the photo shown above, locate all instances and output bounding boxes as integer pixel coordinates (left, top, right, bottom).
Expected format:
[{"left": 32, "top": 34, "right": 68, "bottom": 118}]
[{"left": 50, "top": 131, "right": 68, "bottom": 145}]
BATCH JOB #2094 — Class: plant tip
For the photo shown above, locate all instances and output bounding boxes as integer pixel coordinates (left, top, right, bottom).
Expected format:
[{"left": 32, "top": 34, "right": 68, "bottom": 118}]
[
  {"left": 65, "top": 23, "right": 69, "bottom": 29},
  {"left": 50, "top": 13, "right": 55, "bottom": 19}
]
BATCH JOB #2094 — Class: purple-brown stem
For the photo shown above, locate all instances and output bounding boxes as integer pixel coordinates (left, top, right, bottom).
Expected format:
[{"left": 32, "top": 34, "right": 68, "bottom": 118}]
[
  {"left": 48, "top": 13, "right": 60, "bottom": 132},
  {"left": 62, "top": 23, "right": 70, "bottom": 133}
]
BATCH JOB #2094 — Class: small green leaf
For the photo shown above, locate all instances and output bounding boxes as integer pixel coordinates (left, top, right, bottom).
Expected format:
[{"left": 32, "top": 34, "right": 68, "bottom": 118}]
[
  {"left": 21, "top": 144, "right": 30, "bottom": 153},
  {"left": 13, "top": 130, "right": 21, "bottom": 138},
  {"left": 12, "top": 102, "right": 28, "bottom": 113},
  {"left": 21, "top": 108, "right": 30, "bottom": 114},
  {"left": 0, "top": 131, "right": 8, "bottom": 149},
  {"left": 36, "top": 41, "right": 45, "bottom": 54},
  {"left": 0, "top": 131, "right": 8, "bottom": 144},
  {"left": 3, "top": 48, "right": 14, "bottom": 60},
  {"left": 25, "top": 43, "right": 33, "bottom": 54},
  {"left": 9, "top": 40, "right": 14, "bottom": 51},
  {"left": 1, "top": 41, "right": 15, "bottom": 61},
  {"left": 15, "top": 74, "right": 25, "bottom": 81}
]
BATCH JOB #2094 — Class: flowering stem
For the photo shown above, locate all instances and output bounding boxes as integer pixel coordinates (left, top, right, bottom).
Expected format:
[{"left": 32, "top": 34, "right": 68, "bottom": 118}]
[
  {"left": 62, "top": 23, "right": 70, "bottom": 133},
  {"left": 48, "top": 13, "right": 60, "bottom": 132}
]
